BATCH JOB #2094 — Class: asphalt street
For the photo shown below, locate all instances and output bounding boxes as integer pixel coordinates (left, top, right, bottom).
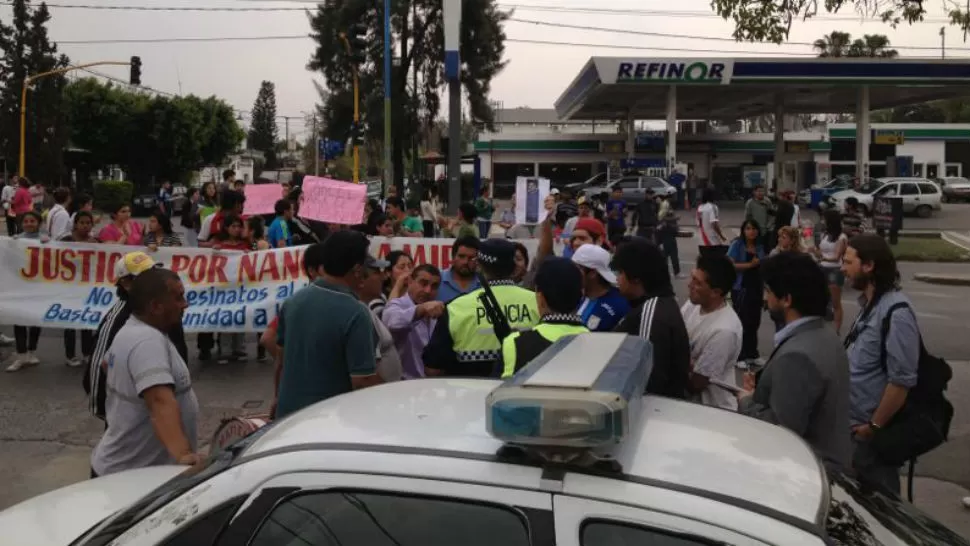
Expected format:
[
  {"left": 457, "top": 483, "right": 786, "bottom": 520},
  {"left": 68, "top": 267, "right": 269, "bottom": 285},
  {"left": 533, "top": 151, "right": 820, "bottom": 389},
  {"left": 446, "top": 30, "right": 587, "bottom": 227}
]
[{"left": 0, "top": 204, "right": 968, "bottom": 537}]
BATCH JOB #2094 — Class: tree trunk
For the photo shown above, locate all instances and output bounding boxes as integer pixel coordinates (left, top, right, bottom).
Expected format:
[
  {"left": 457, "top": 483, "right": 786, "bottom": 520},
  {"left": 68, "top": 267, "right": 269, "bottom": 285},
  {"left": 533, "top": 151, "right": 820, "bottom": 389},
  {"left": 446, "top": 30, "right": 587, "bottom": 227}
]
[{"left": 392, "top": 3, "right": 411, "bottom": 198}]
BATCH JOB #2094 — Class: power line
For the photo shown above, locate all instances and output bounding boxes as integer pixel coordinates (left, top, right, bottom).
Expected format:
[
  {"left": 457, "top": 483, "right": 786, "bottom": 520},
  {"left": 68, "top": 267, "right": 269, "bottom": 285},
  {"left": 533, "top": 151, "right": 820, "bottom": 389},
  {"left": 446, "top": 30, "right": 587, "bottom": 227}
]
[
  {"left": 1, "top": 1, "right": 308, "bottom": 11},
  {"left": 498, "top": 2, "right": 957, "bottom": 24},
  {"left": 230, "top": 0, "right": 960, "bottom": 24},
  {"left": 74, "top": 66, "right": 180, "bottom": 96},
  {"left": 510, "top": 17, "right": 952, "bottom": 52}
]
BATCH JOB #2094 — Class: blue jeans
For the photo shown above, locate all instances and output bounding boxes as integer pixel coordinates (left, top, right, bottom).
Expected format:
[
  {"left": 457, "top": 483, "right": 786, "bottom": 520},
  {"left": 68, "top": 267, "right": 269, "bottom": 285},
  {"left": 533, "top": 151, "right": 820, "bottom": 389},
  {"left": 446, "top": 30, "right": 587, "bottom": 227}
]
[
  {"left": 659, "top": 230, "right": 680, "bottom": 275},
  {"left": 477, "top": 220, "right": 491, "bottom": 239}
]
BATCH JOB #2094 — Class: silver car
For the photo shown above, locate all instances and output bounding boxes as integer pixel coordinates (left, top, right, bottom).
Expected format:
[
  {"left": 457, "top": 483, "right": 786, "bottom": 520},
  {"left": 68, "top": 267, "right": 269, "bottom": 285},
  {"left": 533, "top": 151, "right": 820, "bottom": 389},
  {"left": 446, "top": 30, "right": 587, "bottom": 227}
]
[{"left": 936, "top": 177, "right": 970, "bottom": 203}]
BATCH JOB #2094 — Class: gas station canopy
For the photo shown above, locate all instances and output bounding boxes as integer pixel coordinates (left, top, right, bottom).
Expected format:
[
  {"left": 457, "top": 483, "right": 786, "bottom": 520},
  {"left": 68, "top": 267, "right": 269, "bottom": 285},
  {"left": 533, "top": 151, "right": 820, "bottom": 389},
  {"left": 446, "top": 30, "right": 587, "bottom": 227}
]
[{"left": 554, "top": 58, "right": 970, "bottom": 120}]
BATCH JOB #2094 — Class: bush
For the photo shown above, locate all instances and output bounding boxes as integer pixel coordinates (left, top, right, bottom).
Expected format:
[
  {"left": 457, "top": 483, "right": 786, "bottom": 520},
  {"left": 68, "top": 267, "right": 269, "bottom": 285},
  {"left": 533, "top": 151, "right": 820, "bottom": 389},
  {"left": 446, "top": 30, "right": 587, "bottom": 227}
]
[{"left": 93, "top": 180, "right": 134, "bottom": 214}]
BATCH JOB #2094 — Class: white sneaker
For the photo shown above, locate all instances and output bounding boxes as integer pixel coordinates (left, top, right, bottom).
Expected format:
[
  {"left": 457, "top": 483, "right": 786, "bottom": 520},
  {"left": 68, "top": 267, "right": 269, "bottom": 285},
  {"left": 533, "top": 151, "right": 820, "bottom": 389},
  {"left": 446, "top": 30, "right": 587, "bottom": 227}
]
[
  {"left": 66, "top": 357, "right": 83, "bottom": 368},
  {"left": 27, "top": 352, "right": 39, "bottom": 365},
  {"left": 962, "top": 496, "right": 970, "bottom": 509},
  {"left": 0, "top": 333, "right": 13, "bottom": 346},
  {"left": 5, "top": 353, "right": 34, "bottom": 372}
]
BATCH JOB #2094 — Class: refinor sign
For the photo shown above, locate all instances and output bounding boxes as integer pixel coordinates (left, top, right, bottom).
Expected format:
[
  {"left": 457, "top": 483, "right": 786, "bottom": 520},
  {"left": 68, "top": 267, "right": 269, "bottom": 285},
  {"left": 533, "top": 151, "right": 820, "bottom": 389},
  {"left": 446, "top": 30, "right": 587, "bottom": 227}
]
[{"left": 615, "top": 61, "right": 733, "bottom": 83}]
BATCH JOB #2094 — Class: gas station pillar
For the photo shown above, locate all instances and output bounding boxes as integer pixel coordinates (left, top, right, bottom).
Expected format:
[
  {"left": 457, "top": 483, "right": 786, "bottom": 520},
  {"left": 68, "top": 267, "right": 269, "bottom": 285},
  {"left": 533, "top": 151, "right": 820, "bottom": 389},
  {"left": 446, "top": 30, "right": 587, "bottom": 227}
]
[
  {"left": 626, "top": 110, "right": 635, "bottom": 161},
  {"left": 666, "top": 85, "right": 677, "bottom": 178},
  {"left": 773, "top": 94, "right": 785, "bottom": 193},
  {"left": 855, "top": 86, "right": 871, "bottom": 182}
]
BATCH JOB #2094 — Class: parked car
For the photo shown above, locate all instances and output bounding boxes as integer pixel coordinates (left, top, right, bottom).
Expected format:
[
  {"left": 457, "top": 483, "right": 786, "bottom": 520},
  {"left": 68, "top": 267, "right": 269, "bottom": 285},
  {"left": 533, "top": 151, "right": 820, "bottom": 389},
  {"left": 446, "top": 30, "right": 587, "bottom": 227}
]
[
  {"left": 582, "top": 175, "right": 676, "bottom": 207},
  {"left": 828, "top": 177, "right": 943, "bottom": 218},
  {"left": 563, "top": 172, "right": 611, "bottom": 194},
  {"left": 935, "top": 176, "right": 970, "bottom": 203},
  {"left": 131, "top": 184, "right": 188, "bottom": 216},
  {"left": 798, "top": 176, "right": 878, "bottom": 207}
]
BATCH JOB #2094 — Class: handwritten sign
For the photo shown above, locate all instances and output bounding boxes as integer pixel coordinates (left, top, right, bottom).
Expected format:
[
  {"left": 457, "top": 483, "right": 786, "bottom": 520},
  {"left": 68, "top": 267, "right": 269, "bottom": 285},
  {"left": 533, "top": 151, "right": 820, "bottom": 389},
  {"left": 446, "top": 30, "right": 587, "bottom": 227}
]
[
  {"left": 300, "top": 176, "right": 367, "bottom": 225},
  {"left": 243, "top": 183, "right": 284, "bottom": 216}
]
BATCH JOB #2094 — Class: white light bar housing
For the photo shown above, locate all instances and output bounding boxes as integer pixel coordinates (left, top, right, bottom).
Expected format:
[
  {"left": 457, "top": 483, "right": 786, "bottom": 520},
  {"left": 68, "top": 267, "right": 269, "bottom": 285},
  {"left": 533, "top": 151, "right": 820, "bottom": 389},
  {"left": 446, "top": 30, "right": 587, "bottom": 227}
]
[{"left": 486, "top": 333, "right": 653, "bottom": 450}]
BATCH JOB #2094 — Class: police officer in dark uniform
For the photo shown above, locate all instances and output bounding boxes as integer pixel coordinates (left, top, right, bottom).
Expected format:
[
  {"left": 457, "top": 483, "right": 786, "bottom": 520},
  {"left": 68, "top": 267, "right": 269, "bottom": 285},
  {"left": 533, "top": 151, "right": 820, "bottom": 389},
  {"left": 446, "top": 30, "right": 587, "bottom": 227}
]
[
  {"left": 498, "top": 257, "right": 588, "bottom": 378},
  {"left": 423, "top": 239, "right": 540, "bottom": 377}
]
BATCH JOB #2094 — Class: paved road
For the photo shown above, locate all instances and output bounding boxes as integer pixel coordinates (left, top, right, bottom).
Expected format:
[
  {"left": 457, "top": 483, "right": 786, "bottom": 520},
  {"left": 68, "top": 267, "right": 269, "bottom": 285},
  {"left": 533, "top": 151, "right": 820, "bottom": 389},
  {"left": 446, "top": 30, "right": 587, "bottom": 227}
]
[
  {"left": 1, "top": 212, "right": 969, "bottom": 537},
  {"left": 688, "top": 201, "right": 970, "bottom": 231}
]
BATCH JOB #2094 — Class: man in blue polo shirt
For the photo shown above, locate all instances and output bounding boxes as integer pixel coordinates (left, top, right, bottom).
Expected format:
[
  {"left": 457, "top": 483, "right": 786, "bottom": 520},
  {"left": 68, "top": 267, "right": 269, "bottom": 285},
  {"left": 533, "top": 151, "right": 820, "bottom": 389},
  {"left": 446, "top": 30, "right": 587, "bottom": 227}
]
[
  {"left": 275, "top": 232, "right": 382, "bottom": 418},
  {"left": 437, "top": 235, "right": 481, "bottom": 304}
]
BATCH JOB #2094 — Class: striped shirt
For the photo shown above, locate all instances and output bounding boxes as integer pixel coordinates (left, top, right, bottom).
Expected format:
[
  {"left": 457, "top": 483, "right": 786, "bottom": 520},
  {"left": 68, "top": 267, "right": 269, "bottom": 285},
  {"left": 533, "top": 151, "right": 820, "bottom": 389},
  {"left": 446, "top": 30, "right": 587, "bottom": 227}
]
[
  {"left": 87, "top": 300, "right": 128, "bottom": 419},
  {"left": 144, "top": 232, "right": 182, "bottom": 247}
]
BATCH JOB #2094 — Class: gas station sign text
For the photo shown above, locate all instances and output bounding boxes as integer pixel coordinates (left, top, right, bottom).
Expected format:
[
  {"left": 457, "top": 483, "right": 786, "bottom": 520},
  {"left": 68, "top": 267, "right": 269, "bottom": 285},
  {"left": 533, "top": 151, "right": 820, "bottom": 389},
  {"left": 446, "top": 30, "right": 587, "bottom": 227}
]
[{"left": 617, "top": 61, "right": 728, "bottom": 83}]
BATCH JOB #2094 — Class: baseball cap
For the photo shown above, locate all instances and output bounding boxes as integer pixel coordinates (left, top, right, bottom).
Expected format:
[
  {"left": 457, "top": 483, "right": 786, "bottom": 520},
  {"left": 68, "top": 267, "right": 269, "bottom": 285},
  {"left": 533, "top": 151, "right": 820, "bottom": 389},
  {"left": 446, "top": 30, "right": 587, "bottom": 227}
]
[
  {"left": 364, "top": 255, "right": 390, "bottom": 270},
  {"left": 550, "top": 188, "right": 560, "bottom": 195},
  {"left": 573, "top": 217, "right": 606, "bottom": 240},
  {"left": 571, "top": 243, "right": 617, "bottom": 285},
  {"left": 478, "top": 238, "right": 516, "bottom": 269},
  {"left": 114, "top": 251, "right": 161, "bottom": 281}
]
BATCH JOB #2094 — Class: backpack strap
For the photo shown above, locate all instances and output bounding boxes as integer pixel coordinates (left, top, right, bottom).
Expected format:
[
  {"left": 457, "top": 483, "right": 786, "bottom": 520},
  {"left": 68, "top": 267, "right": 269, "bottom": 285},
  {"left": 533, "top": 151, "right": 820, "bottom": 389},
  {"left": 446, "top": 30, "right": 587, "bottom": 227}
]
[{"left": 879, "top": 301, "right": 928, "bottom": 374}]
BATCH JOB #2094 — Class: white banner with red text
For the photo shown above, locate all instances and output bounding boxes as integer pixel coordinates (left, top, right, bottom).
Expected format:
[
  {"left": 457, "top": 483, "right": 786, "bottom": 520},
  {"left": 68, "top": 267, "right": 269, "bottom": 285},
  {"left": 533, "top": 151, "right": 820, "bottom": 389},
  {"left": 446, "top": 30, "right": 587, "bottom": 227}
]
[{"left": 0, "top": 236, "right": 540, "bottom": 332}]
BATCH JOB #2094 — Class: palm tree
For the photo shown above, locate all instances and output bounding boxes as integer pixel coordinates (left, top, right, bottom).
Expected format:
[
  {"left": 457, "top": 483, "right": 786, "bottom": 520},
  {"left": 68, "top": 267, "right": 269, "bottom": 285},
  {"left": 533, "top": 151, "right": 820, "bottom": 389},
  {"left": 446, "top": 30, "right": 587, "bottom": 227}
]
[
  {"left": 813, "top": 31, "right": 854, "bottom": 57},
  {"left": 813, "top": 31, "right": 898, "bottom": 58}
]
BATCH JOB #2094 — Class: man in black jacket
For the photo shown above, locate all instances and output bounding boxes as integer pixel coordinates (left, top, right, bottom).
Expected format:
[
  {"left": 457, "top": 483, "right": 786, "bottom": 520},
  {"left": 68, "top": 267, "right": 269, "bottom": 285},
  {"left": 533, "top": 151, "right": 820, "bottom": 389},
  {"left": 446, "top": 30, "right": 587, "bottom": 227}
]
[
  {"left": 612, "top": 238, "right": 691, "bottom": 398},
  {"left": 631, "top": 190, "right": 659, "bottom": 242},
  {"left": 84, "top": 251, "right": 188, "bottom": 422}
]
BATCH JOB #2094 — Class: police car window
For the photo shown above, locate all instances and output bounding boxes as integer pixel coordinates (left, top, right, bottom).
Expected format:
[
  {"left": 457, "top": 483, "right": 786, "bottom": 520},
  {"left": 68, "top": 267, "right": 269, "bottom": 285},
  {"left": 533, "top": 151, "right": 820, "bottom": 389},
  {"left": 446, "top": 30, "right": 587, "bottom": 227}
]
[
  {"left": 582, "top": 520, "right": 728, "bottom": 546},
  {"left": 249, "top": 491, "right": 532, "bottom": 546}
]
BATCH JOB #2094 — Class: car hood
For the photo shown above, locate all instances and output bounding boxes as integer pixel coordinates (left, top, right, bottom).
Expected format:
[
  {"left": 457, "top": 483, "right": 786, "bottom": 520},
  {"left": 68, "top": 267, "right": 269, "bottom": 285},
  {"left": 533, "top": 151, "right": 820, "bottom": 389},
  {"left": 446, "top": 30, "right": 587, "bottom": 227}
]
[{"left": 0, "top": 465, "right": 185, "bottom": 546}]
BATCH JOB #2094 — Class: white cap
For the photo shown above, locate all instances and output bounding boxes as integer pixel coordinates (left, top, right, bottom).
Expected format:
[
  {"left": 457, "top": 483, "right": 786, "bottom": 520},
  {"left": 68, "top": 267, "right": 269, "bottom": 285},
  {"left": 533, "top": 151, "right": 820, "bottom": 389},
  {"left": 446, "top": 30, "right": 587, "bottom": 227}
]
[
  {"left": 550, "top": 188, "right": 560, "bottom": 195},
  {"left": 571, "top": 244, "right": 616, "bottom": 285}
]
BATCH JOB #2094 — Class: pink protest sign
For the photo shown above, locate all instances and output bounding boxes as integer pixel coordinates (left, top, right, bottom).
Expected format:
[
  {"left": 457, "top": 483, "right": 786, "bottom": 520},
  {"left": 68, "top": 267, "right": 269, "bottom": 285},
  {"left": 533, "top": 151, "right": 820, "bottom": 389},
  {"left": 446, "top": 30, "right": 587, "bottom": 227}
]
[
  {"left": 242, "top": 183, "right": 285, "bottom": 216},
  {"left": 300, "top": 176, "right": 367, "bottom": 225}
]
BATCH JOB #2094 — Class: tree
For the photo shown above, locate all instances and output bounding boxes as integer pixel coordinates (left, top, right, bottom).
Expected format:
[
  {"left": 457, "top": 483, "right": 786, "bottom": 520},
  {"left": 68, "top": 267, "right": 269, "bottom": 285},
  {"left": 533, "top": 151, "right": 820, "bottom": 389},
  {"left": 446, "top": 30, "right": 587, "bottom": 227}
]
[
  {"left": 248, "top": 80, "right": 278, "bottom": 169},
  {"left": 307, "top": 0, "right": 508, "bottom": 190},
  {"left": 64, "top": 78, "right": 243, "bottom": 186},
  {"left": 812, "top": 32, "right": 898, "bottom": 58},
  {"left": 0, "top": 0, "right": 70, "bottom": 183},
  {"left": 712, "top": 0, "right": 947, "bottom": 43}
]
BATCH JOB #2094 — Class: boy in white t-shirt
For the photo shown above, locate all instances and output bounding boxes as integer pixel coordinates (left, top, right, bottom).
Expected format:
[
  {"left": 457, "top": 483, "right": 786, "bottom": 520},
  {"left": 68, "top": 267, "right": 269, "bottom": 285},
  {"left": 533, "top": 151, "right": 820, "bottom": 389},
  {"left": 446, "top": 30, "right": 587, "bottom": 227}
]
[
  {"left": 695, "top": 188, "right": 728, "bottom": 257},
  {"left": 682, "top": 254, "right": 743, "bottom": 410}
]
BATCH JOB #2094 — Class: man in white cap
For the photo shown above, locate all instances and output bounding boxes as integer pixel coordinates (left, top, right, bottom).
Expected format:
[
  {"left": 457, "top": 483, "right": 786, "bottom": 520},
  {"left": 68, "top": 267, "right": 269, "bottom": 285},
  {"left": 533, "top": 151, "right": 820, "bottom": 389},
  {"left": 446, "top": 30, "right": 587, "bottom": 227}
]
[
  {"left": 571, "top": 244, "right": 630, "bottom": 332},
  {"left": 85, "top": 252, "right": 189, "bottom": 424}
]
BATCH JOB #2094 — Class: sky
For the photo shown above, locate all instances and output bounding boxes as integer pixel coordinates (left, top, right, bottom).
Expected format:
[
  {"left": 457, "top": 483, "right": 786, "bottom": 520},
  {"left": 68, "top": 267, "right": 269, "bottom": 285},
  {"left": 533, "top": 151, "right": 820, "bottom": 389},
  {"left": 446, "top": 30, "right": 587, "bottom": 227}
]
[{"left": 2, "top": 0, "right": 968, "bottom": 135}]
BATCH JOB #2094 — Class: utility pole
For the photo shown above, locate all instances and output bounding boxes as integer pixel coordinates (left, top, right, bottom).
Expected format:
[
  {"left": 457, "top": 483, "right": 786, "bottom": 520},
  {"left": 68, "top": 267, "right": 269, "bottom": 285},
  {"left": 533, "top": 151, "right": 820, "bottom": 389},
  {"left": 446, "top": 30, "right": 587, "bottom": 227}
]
[
  {"left": 941, "top": 27, "right": 946, "bottom": 59},
  {"left": 383, "top": 0, "right": 394, "bottom": 196},
  {"left": 313, "top": 113, "right": 320, "bottom": 176},
  {"left": 20, "top": 60, "right": 134, "bottom": 177},
  {"left": 444, "top": 0, "right": 462, "bottom": 214},
  {"left": 339, "top": 26, "right": 365, "bottom": 184},
  {"left": 411, "top": 0, "right": 420, "bottom": 185}
]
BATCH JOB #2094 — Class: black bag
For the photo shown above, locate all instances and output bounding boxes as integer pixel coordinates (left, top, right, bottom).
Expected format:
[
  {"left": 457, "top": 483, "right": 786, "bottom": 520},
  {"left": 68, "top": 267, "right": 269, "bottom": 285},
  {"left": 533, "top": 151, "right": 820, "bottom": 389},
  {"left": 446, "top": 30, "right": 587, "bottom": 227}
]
[{"left": 868, "top": 302, "right": 954, "bottom": 466}]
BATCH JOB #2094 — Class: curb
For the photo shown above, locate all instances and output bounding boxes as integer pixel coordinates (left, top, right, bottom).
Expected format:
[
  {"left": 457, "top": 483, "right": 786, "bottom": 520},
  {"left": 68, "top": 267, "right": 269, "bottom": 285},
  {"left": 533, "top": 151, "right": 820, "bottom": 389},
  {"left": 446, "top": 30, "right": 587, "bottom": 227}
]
[{"left": 913, "top": 273, "right": 970, "bottom": 287}]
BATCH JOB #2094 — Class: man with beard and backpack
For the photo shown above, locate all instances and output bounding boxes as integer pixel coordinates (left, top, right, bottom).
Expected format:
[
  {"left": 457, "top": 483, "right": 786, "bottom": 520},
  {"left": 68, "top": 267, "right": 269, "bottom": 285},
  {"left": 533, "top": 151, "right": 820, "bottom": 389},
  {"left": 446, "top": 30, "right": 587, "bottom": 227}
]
[
  {"left": 84, "top": 252, "right": 189, "bottom": 424},
  {"left": 841, "top": 234, "right": 953, "bottom": 500}
]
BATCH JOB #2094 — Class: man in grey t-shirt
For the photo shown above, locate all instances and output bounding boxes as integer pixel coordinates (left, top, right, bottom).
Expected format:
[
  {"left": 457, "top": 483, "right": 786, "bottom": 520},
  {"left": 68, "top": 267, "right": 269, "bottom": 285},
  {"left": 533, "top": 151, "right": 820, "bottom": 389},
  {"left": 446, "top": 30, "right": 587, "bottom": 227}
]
[{"left": 91, "top": 268, "right": 200, "bottom": 477}]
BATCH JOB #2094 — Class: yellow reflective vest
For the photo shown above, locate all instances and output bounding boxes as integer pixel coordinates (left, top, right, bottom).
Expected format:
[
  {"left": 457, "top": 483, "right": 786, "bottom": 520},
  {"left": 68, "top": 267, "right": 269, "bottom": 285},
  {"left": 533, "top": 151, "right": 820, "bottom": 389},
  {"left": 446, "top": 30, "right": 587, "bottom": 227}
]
[
  {"left": 447, "top": 281, "right": 540, "bottom": 366},
  {"left": 500, "top": 319, "right": 589, "bottom": 378}
]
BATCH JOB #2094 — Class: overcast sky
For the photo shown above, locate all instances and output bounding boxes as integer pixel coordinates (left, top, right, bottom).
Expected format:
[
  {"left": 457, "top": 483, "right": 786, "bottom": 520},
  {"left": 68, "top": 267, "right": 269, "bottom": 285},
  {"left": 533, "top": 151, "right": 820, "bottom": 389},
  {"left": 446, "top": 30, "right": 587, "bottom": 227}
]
[{"left": 2, "top": 0, "right": 965, "bottom": 135}]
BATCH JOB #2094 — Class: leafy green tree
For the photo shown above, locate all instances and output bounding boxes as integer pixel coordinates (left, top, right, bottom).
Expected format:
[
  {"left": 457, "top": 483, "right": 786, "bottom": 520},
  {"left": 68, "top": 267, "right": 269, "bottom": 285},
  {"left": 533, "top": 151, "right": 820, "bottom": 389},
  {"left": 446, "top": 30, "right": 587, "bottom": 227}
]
[
  {"left": 812, "top": 32, "right": 898, "bottom": 58},
  {"left": 307, "top": 0, "right": 508, "bottom": 189},
  {"left": 0, "top": 0, "right": 70, "bottom": 183},
  {"left": 249, "top": 80, "right": 279, "bottom": 169},
  {"left": 713, "top": 0, "right": 954, "bottom": 43},
  {"left": 64, "top": 78, "right": 243, "bottom": 186}
]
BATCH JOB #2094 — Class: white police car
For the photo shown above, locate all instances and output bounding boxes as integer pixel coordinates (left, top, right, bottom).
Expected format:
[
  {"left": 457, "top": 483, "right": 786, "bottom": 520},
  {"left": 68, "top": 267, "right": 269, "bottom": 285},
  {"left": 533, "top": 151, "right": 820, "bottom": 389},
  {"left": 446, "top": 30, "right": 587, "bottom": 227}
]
[{"left": 1, "top": 334, "right": 965, "bottom": 545}]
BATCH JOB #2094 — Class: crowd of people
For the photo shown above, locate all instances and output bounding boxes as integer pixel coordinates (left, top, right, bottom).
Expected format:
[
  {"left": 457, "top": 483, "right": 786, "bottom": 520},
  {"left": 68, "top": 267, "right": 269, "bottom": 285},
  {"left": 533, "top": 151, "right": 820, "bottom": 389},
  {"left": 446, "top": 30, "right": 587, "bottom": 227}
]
[{"left": 0, "top": 172, "right": 950, "bottom": 505}]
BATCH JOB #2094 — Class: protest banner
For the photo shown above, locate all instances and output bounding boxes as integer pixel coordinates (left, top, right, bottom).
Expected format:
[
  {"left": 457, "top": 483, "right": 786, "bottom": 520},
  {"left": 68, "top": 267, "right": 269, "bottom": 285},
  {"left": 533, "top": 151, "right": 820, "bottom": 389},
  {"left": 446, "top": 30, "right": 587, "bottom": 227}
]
[
  {"left": 514, "top": 176, "right": 551, "bottom": 225},
  {"left": 0, "top": 235, "right": 542, "bottom": 333},
  {"left": 300, "top": 176, "right": 367, "bottom": 225},
  {"left": 242, "top": 183, "right": 284, "bottom": 216}
]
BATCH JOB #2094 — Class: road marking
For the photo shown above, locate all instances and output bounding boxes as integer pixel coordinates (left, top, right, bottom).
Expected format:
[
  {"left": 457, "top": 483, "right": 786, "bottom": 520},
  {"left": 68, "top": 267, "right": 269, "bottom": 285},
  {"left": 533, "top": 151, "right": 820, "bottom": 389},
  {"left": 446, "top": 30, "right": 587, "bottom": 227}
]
[
  {"left": 942, "top": 231, "right": 970, "bottom": 252},
  {"left": 907, "top": 291, "right": 951, "bottom": 299}
]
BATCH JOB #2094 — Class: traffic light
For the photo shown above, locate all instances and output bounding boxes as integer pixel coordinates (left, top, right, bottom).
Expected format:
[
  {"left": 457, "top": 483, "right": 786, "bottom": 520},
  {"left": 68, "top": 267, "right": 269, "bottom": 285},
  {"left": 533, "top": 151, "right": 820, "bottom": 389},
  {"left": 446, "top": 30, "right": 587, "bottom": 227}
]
[
  {"left": 346, "top": 24, "right": 368, "bottom": 65},
  {"left": 350, "top": 122, "right": 364, "bottom": 146},
  {"left": 129, "top": 56, "right": 141, "bottom": 86}
]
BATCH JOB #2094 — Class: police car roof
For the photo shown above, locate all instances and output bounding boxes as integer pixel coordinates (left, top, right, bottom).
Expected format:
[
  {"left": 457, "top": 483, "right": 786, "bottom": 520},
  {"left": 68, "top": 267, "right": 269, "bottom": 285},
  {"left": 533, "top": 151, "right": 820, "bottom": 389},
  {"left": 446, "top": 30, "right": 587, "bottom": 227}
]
[{"left": 245, "top": 378, "right": 826, "bottom": 526}]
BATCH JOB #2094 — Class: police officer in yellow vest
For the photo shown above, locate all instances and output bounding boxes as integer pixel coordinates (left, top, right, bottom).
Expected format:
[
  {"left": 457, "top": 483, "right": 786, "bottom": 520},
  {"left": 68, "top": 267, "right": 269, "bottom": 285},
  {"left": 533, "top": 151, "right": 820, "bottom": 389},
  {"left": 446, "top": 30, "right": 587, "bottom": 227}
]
[
  {"left": 423, "top": 239, "right": 540, "bottom": 377},
  {"left": 499, "top": 257, "right": 589, "bottom": 378}
]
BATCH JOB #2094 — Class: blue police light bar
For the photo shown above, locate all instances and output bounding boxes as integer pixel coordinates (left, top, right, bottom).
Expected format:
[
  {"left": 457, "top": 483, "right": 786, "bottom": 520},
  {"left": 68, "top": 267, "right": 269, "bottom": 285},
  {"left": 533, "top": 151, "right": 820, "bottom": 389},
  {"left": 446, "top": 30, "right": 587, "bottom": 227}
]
[{"left": 486, "top": 333, "right": 652, "bottom": 449}]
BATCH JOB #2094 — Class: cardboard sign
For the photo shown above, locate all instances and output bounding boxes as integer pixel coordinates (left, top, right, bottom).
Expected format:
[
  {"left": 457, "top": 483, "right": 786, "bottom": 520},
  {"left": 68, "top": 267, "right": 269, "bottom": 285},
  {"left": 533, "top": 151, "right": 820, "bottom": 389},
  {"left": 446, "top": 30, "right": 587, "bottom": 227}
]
[
  {"left": 243, "top": 183, "right": 284, "bottom": 216},
  {"left": 300, "top": 176, "right": 367, "bottom": 225}
]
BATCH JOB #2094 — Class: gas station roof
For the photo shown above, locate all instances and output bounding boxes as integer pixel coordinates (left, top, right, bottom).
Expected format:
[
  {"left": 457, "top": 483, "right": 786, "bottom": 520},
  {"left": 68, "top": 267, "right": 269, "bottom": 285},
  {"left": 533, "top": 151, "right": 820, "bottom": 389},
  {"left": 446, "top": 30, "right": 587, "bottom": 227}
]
[{"left": 554, "top": 57, "right": 970, "bottom": 121}]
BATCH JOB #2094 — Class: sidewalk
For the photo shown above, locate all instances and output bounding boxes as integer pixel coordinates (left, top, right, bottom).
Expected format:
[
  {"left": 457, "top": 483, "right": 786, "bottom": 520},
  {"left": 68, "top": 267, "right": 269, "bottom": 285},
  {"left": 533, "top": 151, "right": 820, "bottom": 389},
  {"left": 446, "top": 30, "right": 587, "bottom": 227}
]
[{"left": 910, "top": 477, "right": 970, "bottom": 540}]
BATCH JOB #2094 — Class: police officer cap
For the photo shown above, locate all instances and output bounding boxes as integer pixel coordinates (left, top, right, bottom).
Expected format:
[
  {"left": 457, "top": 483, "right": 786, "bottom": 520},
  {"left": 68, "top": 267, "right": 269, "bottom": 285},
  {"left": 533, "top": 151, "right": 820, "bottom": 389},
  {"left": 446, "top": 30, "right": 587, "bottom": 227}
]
[{"left": 478, "top": 238, "right": 516, "bottom": 268}]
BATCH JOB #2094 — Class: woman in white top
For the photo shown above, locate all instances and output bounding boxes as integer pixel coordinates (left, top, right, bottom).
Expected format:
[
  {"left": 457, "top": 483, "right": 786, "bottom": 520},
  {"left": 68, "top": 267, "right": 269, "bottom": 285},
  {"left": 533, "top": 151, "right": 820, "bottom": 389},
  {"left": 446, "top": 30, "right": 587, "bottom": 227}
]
[{"left": 811, "top": 209, "right": 848, "bottom": 333}]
